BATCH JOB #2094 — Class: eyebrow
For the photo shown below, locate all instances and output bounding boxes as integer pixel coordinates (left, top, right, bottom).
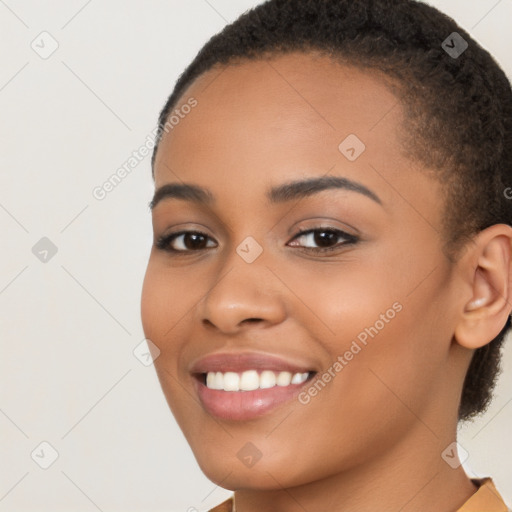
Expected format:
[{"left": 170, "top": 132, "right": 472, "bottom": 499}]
[{"left": 148, "top": 175, "right": 382, "bottom": 210}]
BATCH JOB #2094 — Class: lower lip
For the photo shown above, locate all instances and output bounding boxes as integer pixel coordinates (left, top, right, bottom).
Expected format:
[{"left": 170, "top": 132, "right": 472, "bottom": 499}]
[{"left": 194, "top": 376, "right": 312, "bottom": 421}]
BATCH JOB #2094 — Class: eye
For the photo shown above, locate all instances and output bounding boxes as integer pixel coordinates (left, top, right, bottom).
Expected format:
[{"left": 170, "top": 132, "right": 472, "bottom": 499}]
[
  {"left": 288, "top": 227, "right": 358, "bottom": 253},
  {"left": 155, "top": 230, "right": 216, "bottom": 253},
  {"left": 155, "top": 227, "right": 358, "bottom": 255}
]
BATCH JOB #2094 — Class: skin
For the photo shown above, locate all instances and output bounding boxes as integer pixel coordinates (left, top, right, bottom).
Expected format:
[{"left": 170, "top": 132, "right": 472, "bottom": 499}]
[{"left": 141, "top": 51, "right": 512, "bottom": 511}]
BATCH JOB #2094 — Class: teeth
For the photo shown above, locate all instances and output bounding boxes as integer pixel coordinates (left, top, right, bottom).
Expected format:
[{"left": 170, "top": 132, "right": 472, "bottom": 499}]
[
  {"left": 260, "top": 370, "right": 276, "bottom": 389},
  {"left": 223, "top": 372, "right": 239, "bottom": 391},
  {"left": 291, "top": 372, "right": 308, "bottom": 384},
  {"left": 204, "top": 370, "right": 310, "bottom": 391},
  {"left": 277, "top": 371, "right": 292, "bottom": 386},
  {"left": 207, "top": 372, "right": 225, "bottom": 390},
  {"left": 239, "top": 369, "right": 260, "bottom": 391},
  {"left": 206, "top": 372, "right": 216, "bottom": 389}
]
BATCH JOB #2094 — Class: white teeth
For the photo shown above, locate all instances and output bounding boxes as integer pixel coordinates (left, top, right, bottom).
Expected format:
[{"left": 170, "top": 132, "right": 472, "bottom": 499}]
[
  {"left": 204, "top": 370, "right": 310, "bottom": 391},
  {"left": 214, "top": 372, "right": 223, "bottom": 390},
  {"left": 260, "top": 370, "right": 276, "bottom": 389},
  {"left": 292, "top": 372, "right": 309, "bottom": 384},
  {"left": 206, "top": 372, "right": 215, "bottom": 389},
  {"left": 223, "top": 372, "right": 239, "bottom": 391},
  {"left": 276, "top": 371, "right": 292, "bottom": 386},
  {"left": 239, "top": 370, "right": 260, "bottom": 391}
]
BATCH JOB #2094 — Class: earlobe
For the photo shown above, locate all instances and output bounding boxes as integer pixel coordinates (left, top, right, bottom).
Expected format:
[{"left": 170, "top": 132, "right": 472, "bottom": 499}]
[{"left": 454, "top": 225, "right": 512, "bottom": 350}]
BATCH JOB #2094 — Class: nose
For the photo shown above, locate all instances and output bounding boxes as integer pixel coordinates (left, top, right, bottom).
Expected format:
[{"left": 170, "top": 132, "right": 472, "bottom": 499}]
[{"left": 199, "top": 250, "right": 287, "bottom": 334}]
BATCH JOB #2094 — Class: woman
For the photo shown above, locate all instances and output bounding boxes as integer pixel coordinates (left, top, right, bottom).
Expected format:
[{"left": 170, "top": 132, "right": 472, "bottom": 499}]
[{"left": 141, "top": 0, "right": 512, "bottom": 510}]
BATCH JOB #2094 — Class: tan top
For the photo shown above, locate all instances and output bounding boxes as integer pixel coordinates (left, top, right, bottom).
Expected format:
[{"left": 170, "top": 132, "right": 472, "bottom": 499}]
[
  {"left": 209, "top": 478, "right": 510, "bottom": 512},
  {"left": 458, "top": 478, "right": 510, "bottom": 512}
]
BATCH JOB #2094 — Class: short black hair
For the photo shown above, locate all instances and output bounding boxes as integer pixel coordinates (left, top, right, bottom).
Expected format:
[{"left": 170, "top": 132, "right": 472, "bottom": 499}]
[{"left": 151, "top": 0, "right": 512, "bottom": 422}]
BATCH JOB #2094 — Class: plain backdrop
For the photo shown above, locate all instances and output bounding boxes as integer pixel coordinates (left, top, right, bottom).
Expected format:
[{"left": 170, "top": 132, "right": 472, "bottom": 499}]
[{"left": 1, "top": 1, "right": 511, "bottom": 511}]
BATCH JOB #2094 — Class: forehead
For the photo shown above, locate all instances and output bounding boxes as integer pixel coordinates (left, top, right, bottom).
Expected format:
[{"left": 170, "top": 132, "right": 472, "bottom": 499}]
[
  {"left": 156, "top": 53, "right": 401, "bottom": 171},
  {"left": 162, "top": 53, "right": 400, "bottom": 142},
  {"left": 153, "top": 51, "right": 441, "bottom": 227}
]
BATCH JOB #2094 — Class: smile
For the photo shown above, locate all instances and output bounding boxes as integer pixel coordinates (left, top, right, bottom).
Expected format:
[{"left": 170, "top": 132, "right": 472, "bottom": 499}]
[
  {"left": 189, "top": 351, "right": 318, "bottom": 421},
  {"left": 204, "top": 370, "right": 311, "bottom": 391}
]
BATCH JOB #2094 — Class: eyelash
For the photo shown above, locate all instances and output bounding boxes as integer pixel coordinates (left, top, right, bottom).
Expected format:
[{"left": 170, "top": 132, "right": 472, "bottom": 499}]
[{"left": 155, "top": 227, "right": 358, "bottom": 255}]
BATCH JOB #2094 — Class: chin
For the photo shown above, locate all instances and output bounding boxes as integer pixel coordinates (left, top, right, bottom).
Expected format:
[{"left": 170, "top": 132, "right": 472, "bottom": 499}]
[{"left": 191, "top": 443, "right": 323, "bottom": 492}]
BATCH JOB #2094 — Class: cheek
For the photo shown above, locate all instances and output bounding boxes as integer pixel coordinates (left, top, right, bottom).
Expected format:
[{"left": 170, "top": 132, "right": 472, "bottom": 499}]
[
  {"left": 277, "top": 255, "right": 402, "bottom": 349},
  {"left": 140, "top": 263, "right": 167, "bottom": 341},
  {"left": 140, "top": 260, "right": 204, "bottom": 409},
  {"left": 140, "top": 262, "right": 190, "bottom": 394},
  {"left": 319, "top": 277, "right": 451, "bottom": 431},
  {"left": 282, "top": 303, "right": 442, "bottom": 478},
  {"left": 290, "top": 248, "right": 449, "bottom": 418},
  {"left": 140, "top": 258, "right": 199, "bottom": 341},
  {"left": 140, "top": 263, "right": 188, "bottom": 387}
]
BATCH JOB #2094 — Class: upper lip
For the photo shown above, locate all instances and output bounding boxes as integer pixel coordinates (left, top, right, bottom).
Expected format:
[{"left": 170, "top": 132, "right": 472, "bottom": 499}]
[{"left": 189, "top": 351, "right": 317, "bottom": 375}]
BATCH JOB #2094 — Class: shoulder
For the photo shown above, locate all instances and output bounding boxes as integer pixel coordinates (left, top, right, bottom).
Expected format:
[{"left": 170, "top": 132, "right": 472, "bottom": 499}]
[
  {"left": 457, "top": 477, "right": 510, "bottom": 512},
  {"left": 208, "top": 496, "right": 234, "bottom": 512}
]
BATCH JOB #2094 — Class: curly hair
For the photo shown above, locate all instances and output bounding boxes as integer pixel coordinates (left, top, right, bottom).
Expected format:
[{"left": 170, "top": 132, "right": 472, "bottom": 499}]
[{"left": 151, "top": 0, "right": 512, "bottom": 422}]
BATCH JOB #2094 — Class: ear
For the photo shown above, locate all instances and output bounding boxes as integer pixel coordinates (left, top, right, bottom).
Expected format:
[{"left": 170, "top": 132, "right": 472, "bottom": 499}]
[{"left": 454, "top": 224, "right": 512, "bottom": 349}]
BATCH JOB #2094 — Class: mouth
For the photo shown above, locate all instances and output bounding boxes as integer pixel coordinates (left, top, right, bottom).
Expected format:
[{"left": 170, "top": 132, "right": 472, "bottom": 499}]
[
  {"left": 193, "top": 370, "right": 317, "bottom": 421},
  {"left": 189, "top": 352, "right": 318, "bottom": 421},
  {"left": 196, "top": 369, "right": 315, "bottom": 391}
]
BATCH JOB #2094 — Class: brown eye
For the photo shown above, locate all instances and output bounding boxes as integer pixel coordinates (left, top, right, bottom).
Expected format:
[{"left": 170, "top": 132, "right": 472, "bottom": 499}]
[
  {"left": 288, "top": 228, "right": 358, "bottom": 252},
  {"left": 156, "top": 231, "right": 217, "bottom": 253}
]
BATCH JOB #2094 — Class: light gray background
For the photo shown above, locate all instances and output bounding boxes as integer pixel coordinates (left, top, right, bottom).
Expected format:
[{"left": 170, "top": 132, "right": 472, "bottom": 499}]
[{"left": 0, "top": 1, "right": 511, "bottom": 511}]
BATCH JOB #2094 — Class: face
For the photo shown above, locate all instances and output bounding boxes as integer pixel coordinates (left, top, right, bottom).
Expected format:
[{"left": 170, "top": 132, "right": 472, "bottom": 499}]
[{"left": 141, "top": 52, "right": 465, "bottom": 489}]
